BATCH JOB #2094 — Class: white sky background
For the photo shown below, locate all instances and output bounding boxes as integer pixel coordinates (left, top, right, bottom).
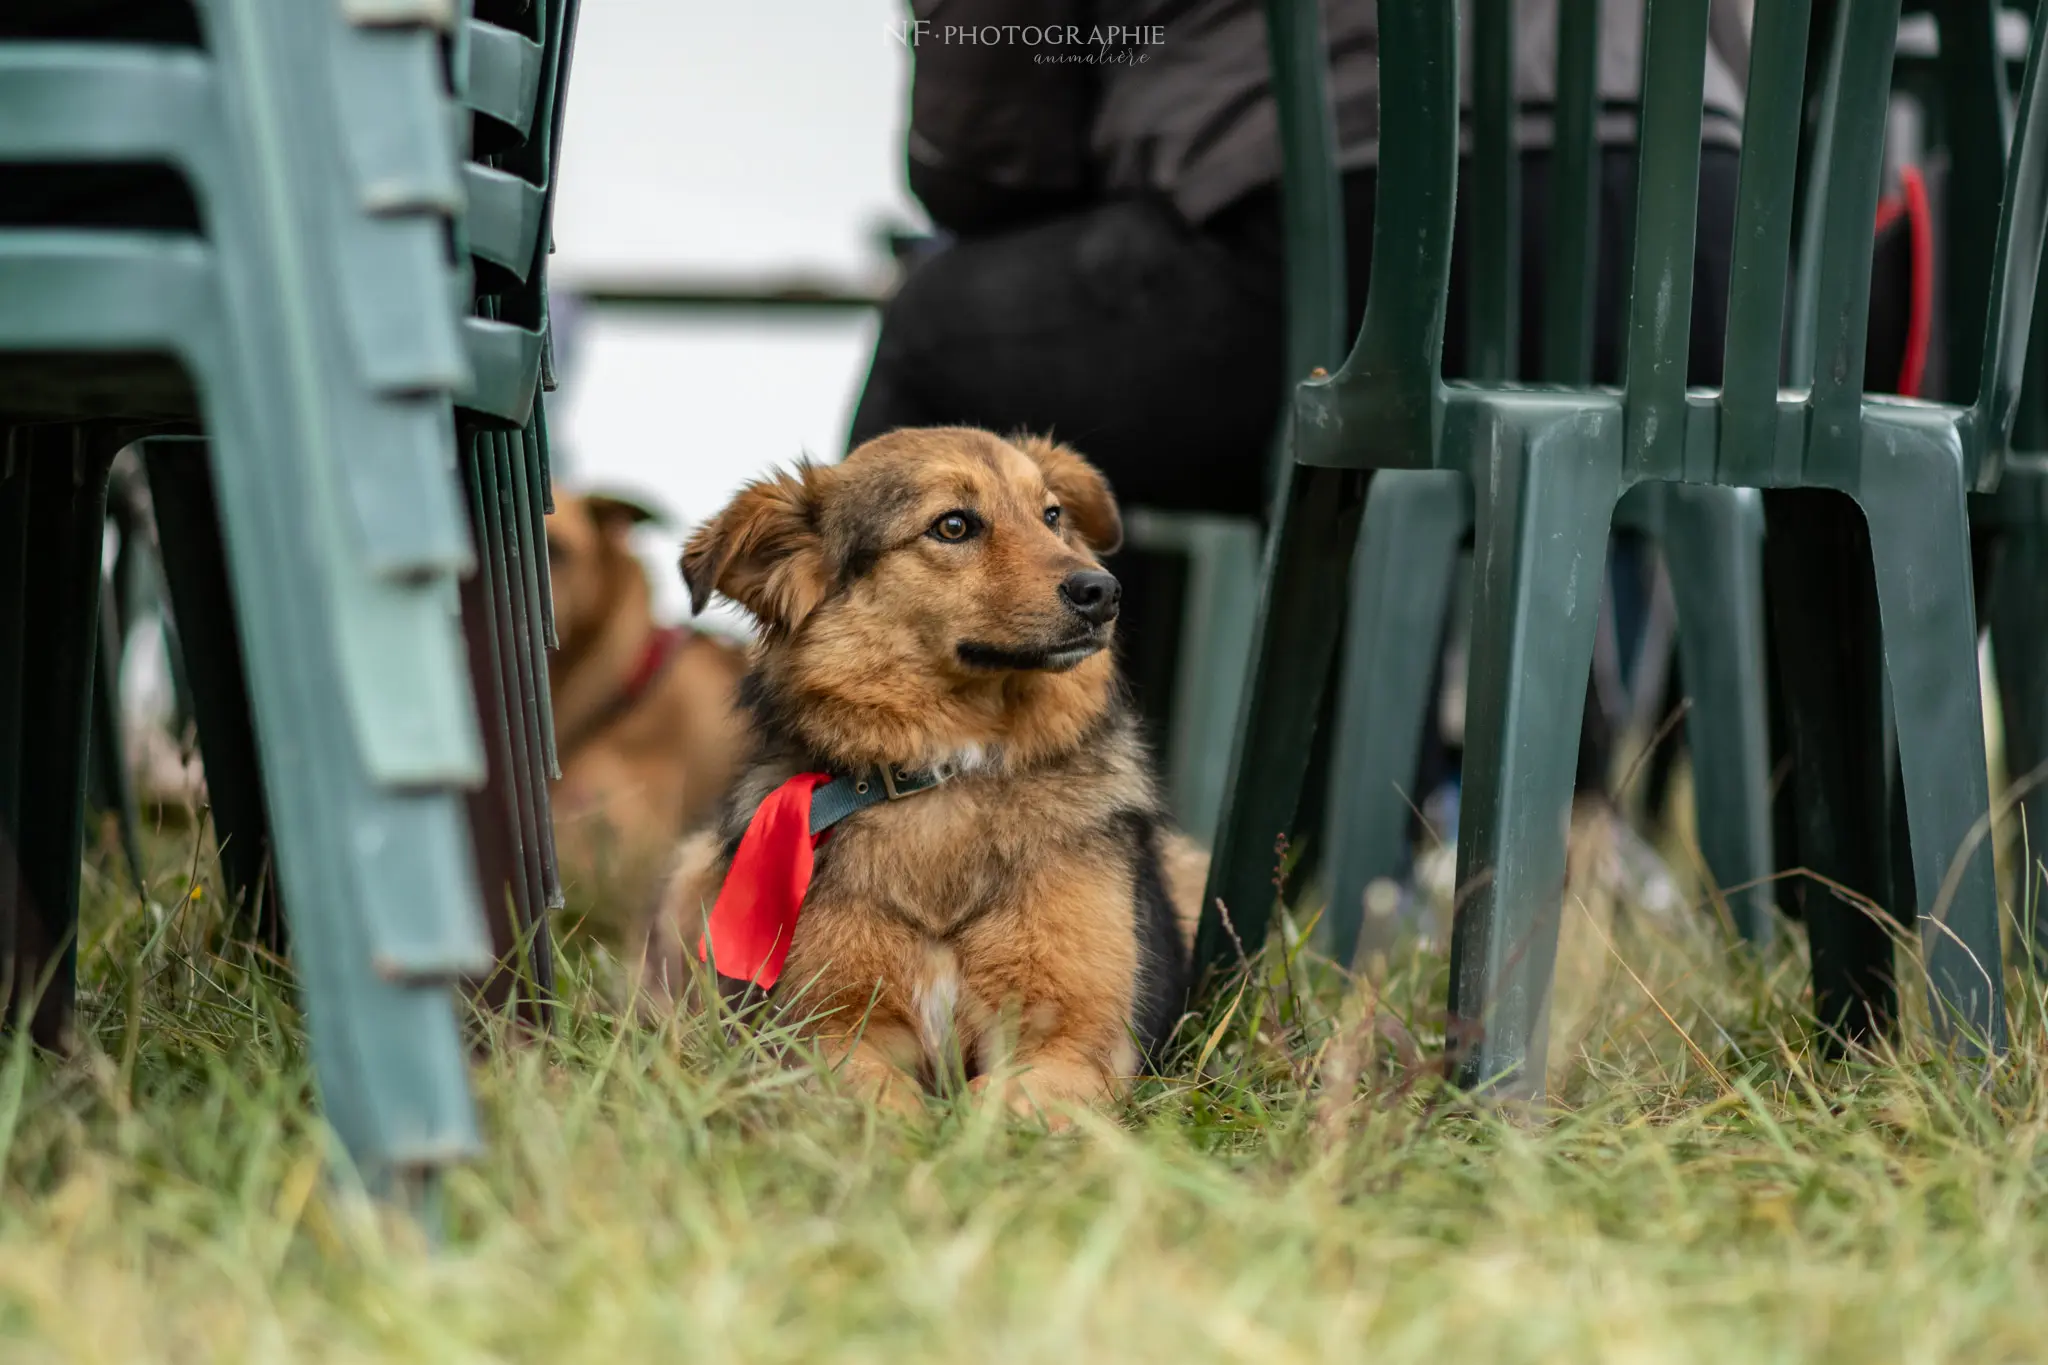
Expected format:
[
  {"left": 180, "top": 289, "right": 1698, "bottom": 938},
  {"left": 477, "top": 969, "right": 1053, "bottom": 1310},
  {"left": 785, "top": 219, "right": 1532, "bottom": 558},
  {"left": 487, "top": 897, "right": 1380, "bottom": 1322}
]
[{"left": 548, "top": 0, "right": 923, "bottom": 631}]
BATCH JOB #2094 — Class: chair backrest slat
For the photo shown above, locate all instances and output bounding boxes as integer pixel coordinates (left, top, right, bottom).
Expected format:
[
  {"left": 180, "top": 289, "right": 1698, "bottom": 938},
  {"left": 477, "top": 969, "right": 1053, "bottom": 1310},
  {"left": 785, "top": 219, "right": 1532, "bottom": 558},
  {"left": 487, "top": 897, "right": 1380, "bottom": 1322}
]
[
  {"left": 1972, "top": 1, "right": 2048, "bottom": 466},
  {"left": 2011, "top": 207, "right": 2048, "bottom": 452},
  {"left": 1265, "top": 0, "right": 1348, "bottom": 385},
  {"left": 1345, "top": 0, "right": 1458, "bottom": 456},
  {"left": 1795, "top": 0, "right": 1901, "bottom": 465},
  {"left": 1717, "top": 0, "right": 1813, "bottom": 485},
  {"left": 1621, "top": 0, "right": 1710, "bottom": 478},
  {"left": 1542, "top": 0, "right": 1604, "bottom": 384},
  {"left": 1937, "top": 1, "right": 2014, "bottom": 416},
  {"left": 1468, "top": 0, "right": 1520, "bottom": 380}
]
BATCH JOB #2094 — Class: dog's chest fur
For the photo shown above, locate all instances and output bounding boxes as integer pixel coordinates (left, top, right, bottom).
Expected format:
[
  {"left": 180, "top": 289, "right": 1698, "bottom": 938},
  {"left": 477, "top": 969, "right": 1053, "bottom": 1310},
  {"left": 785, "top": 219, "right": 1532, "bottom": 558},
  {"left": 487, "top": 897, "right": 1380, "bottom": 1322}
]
[{"left": 808, "top": 764, "right": 1130, "bottom": 936}]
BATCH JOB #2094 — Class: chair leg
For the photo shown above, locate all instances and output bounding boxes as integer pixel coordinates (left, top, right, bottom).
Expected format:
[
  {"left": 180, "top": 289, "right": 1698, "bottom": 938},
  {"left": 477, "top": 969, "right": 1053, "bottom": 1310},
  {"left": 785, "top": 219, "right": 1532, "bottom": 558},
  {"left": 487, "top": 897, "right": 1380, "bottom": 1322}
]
[
  {"left": 1159, "top": 517, "right": 1261, "bottom": 846},
  {"left": 460, "top": 432, "right": 564, "bottom": 1015},
  {"left": 1196, "top": 461, "right": 1370, "bottom": 976},
  {"left": 160, "top": 425, "right": 487, "bottom": 1191},
  {"left": 508, "top": 428, "right": 563, "bottom": 976},
  {"left": 487, "top": 435, "right": 552, "bottom": 1004},
  {"left": 90, "top": 571, "right": 146, "bottom": 891},
  {"left": 142, "top": 441, "right": 285, "bottom": 954},
  {"left": 1658, "top": 484, "right": 1775, "bottom": 943},
  {"left": 1323, "top": 470, "right": 1470, "bottom": 965},
  {"left": 11, "top": 430, "right": 115, "bottom": 1050},
  {"left": 1859, "top": 445, "right": 2005, "bottom": 1052},
  {"left": 457, "top": 522, "right": 528, "bottom": 1017},
  {"left": 459, "top": 432, "right": 551, "bottom": 1023},
  {"left": 1445, "top": 414, "right": 1618, "bottom": 1097},
  {"left": 1764, "top": 488, "right": 1901, "bottom": 1047},
  {"left": 1987, "top": 515, "right": 2048, "bottom": 966},
  {"left": 0, "top": 433, "right": 30, "bottom": 1030}
]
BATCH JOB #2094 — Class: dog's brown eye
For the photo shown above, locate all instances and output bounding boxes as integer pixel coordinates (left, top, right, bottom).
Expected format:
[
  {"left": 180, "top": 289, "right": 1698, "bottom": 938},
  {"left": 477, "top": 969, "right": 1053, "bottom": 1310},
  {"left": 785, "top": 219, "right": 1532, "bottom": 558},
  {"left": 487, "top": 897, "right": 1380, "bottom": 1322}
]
[
  {"left": 1044, "top": 506, "right": 1063, "bottom": 529},
  {"left": 929, "top": 511, "right": 977, "bottom": 543}
]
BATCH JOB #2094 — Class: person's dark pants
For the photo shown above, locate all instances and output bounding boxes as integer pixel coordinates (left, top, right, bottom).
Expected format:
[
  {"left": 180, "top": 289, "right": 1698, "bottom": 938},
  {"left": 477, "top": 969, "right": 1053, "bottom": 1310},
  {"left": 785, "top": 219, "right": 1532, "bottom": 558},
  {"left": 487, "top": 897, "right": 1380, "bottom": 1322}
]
[{"left": 850, "top": 148, "right": 1741, "bottom": 809}]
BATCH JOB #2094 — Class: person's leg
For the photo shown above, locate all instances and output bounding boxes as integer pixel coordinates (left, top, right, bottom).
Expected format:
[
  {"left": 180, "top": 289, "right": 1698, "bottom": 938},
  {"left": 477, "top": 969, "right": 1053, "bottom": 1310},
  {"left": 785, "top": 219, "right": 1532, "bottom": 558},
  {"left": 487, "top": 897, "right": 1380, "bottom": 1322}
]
[
  {"left": 1688, "top": 147, "right": 1740, "bottom": 387},
  {"left": 847, "top": 195, "right": 1284, "bottom": 518}
]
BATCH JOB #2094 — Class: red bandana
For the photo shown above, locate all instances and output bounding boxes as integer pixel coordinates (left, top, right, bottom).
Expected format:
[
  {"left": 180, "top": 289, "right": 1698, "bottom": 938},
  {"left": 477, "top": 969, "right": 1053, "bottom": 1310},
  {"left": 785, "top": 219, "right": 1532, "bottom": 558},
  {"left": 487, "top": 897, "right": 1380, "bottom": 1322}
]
[{"left": 698, "top": 772, "right": 833, "bottom": 988}]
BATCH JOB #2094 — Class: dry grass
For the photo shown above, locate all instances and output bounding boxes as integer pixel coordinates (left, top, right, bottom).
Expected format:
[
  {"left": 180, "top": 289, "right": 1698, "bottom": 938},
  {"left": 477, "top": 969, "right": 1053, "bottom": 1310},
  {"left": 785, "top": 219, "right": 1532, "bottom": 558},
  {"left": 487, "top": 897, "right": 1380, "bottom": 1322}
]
[{"left": 4, "top": 813, "right": 2048, "bottom": 1363}]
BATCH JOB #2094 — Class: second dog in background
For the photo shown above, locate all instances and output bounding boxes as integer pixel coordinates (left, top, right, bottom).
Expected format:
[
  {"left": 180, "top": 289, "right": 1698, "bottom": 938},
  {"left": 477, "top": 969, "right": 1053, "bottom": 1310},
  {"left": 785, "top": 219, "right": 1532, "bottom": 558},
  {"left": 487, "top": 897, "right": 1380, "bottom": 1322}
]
[{"left": 545, "top": 489, "right": 749, "bottom": 951}]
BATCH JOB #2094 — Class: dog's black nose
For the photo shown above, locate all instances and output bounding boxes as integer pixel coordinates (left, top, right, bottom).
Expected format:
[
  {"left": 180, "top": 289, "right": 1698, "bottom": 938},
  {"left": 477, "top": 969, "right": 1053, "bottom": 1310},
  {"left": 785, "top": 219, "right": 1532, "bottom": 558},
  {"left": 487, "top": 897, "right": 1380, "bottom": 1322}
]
[{"left": 1059, "top": 569, "right": 1122, "bottom": 625}]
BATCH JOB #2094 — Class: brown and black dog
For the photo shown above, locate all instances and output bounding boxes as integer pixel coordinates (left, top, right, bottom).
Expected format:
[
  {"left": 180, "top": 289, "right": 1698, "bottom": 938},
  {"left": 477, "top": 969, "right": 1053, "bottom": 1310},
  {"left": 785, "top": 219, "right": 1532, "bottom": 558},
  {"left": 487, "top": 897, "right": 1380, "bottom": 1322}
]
[
  {"left": 545, "top": 489, "right": 750, "bottom": 947},
  {"left": 654, "top": 428, "right": 1204, "bottom": 1122}
]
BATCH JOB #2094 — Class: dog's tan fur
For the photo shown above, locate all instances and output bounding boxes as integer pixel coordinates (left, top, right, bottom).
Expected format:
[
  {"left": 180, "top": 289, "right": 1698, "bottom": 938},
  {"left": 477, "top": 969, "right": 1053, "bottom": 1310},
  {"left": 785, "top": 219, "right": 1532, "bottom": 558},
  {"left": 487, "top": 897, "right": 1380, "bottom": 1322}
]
[
  {"left": 653, "top": 428, "right": 1203, "bottom": 1123},
  {"left": 545, "top": 490, "right": 749, "bottom": 944}
]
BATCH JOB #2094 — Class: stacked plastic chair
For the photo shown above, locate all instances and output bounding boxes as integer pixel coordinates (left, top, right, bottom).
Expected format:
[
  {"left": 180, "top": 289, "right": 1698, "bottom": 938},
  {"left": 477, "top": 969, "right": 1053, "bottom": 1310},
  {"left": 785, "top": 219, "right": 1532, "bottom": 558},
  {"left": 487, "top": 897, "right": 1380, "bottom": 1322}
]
[
  {"left": 1205, "top": 0, "right": 2048, "bottom": 1094},
  {"left": 0, "top": 0, "right": 498, "bottom": 1194},
  {"left": 1315, "top": 1, "right": 1775, "bottom": 964},
  {"left": 1911, "top": 5, "right": 2048, "bottom": 973},
  {"left": 1980, "top": 362, "right": 2048, "bottom": 971},
  {"left": 1113, "top": 2, "right": 1355, "bottom": 846},
  {"left": 447, "top": 0, "right": 583, "bottom": 1021}
]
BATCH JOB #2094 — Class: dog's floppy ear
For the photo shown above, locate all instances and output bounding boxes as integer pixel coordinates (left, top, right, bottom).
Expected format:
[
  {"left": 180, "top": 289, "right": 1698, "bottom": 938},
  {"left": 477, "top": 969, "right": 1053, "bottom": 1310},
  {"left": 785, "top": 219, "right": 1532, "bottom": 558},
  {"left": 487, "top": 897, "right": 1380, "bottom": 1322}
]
[
  {"left": 1015, "top": 434, "right": 1123, "bottom": 554},
  {"left": 680, "top": 464, "right": 832, "bottom": 631},
  {"left": 582, "top": 490, "right": 666, "bottom": 538}
]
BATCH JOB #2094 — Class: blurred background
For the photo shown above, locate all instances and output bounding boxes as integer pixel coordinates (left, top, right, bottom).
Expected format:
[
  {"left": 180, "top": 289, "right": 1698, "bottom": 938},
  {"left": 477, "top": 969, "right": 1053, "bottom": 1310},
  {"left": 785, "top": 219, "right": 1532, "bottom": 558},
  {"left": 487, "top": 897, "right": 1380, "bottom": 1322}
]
[{"left": 549, "top": 0, "right": 923, "bottom": 631}]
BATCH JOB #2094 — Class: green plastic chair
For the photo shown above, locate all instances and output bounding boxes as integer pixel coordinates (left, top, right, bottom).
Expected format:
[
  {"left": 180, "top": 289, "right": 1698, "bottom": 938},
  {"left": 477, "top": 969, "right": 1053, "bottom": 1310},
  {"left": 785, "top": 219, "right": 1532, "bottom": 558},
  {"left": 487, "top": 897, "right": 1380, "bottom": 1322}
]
[
  {"left": 1979, "top": 261, "right": 2048, "bottom": 966},
  {"left": 84, "top": 0, "right": 588, "bottom": 1022},
  {"left": 1122, "top": 515, "right": 1261, "bottom": 841},
  {"left": 448, "top": 0, "right": 584, "bottom": 1021},
  {"left": 1203, "top": 0, "right": 2048, "bottom": 1094},
  {"left": 1115, "top": 0, "right": 1352, "bottom": 844},
  {"left": 1317, "top": 2, "right": 1775, "bottom": 963},
  {"left": 0, "top": 0, "right": 495, "bottom": 1193},
  {"left": 1894, "top": 4, "right": 2048, "bottom": 970},
  {"left": 1979, "top": 452, "right": 2048, "bottom": 968},
  {"left": 1754, "top": 4, "right": 2048, "bottom": 981}
]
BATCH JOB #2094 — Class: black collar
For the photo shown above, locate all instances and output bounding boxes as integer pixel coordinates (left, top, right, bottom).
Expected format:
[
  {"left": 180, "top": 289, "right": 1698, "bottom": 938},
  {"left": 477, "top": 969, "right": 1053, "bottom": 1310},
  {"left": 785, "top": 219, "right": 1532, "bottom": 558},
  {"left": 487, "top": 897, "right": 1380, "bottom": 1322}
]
[{"left": 807, "top": 760, "right": 960, "bottom": 835}]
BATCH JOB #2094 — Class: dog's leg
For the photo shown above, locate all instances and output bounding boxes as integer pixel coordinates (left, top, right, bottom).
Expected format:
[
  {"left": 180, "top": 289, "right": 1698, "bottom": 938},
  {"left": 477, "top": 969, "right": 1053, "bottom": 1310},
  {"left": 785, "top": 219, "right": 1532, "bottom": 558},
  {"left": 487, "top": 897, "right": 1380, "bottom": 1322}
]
[
  {"left": 628, "top": 912, "right": 696, "bottom": 1022},
  {"left": 1158, "top": 830, "right": 1211, "bottom": 957},
  {"left": 630, "top": 830, "right": 722, "bottom": 1017},
  {"left": 828, "top": 1028, "right": 927, "bottom": 1116},
  {"left": 969, "top": 1045, "right": 1120, "bottom": 1131},
  {"left": 961, "top": 865, "right": 1147, "bottom": 1129}
]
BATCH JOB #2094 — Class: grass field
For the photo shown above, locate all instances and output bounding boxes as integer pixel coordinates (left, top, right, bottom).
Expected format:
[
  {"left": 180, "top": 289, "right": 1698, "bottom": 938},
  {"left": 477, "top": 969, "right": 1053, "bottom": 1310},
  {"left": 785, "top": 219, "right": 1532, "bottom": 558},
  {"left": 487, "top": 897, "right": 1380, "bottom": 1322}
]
[{"left": 4, "top": 814, "right": 2048, "bottom": 1364}]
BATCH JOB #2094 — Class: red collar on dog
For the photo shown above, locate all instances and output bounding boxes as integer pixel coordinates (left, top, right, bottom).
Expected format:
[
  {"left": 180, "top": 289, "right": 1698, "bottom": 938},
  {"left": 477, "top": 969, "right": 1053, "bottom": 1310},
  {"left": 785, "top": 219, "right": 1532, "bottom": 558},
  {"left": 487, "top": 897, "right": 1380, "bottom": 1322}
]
[
  {"left": 555, "top": 625, "right": 688, "bottom": 759},
  {"left": 619, "top": 624, "right": 687, "bottom": 709}
]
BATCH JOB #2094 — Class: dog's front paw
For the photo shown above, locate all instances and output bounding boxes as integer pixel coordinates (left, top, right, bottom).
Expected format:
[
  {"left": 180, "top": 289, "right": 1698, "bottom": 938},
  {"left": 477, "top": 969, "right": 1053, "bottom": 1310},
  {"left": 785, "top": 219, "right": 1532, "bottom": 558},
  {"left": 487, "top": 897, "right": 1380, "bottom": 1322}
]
[
  {"left": 970, "top": 1062, "right": 1113, "bottom": 1132},
  {"left": 969, "top": 1073, "right": 1073, "bottom": 1132},
  {"left": 833, "top": 1043, "right": 929, "bottom": 1118}
]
